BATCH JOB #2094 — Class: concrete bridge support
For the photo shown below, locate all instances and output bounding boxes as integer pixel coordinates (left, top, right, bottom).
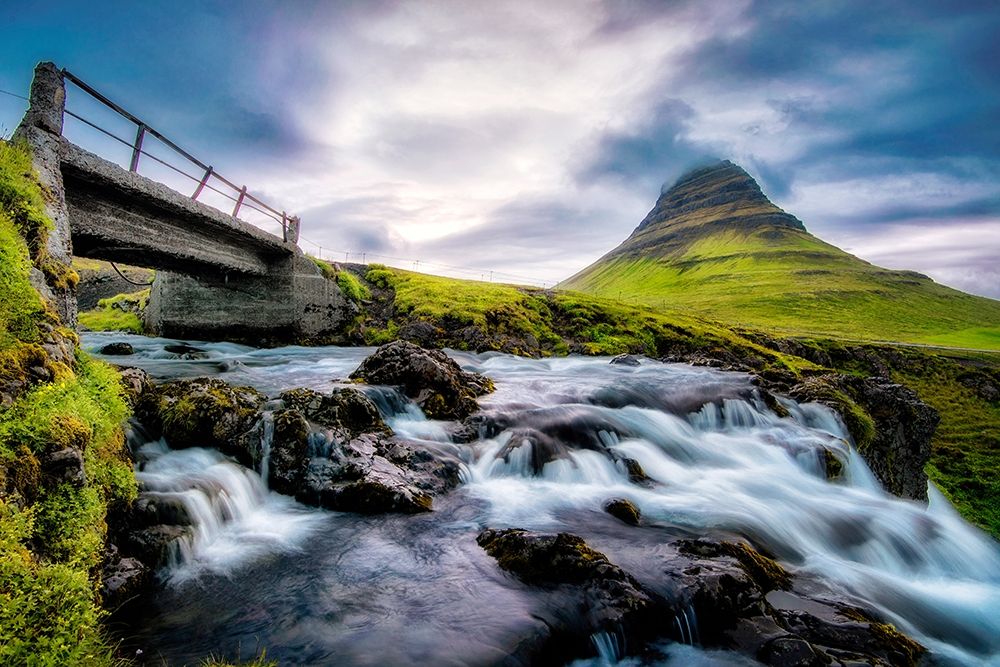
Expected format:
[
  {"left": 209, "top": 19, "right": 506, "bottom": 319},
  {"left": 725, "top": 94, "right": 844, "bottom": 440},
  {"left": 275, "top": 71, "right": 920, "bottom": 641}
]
[{"left": 145, "top": 255, "right": 356, "bottom": 344}]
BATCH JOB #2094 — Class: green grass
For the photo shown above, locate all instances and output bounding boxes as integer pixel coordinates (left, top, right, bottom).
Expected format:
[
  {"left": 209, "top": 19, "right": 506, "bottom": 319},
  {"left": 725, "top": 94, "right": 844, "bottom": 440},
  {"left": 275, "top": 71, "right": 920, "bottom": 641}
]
[
  {"left": 0, "top": 140, "right": 135, "bottom": 665},
  {"left": 78, "top": 289, "right": 149, "bottom": 334},
  {"left": 895, "top": 362, "right": 1000, "bottom": 537},
  {"left": 359, "top": 265, "right": 813, "bottom": 372},
  {"left": 309, "top": 256, "right": 370, "bottom": 302},
  {"left": 562, "top": 227, "right": 1000, "bottom": 350}
]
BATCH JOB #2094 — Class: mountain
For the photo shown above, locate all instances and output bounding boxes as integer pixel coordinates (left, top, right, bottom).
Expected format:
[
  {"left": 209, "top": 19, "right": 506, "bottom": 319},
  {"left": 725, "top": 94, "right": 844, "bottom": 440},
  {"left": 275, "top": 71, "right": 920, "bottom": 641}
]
[{"left": 560, "top": 160, "right": 1000, "bottom": 349}]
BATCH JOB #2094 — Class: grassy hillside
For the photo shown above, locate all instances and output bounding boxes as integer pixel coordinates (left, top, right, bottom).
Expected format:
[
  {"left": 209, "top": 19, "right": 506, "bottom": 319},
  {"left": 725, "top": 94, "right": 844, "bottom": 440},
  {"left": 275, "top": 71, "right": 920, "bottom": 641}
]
[
  {"left": 561, "top": 162, "right": 1000, "bottom": 350},
  {"left": 563, "top": 227, "right": 1000, "bottom": 349}
]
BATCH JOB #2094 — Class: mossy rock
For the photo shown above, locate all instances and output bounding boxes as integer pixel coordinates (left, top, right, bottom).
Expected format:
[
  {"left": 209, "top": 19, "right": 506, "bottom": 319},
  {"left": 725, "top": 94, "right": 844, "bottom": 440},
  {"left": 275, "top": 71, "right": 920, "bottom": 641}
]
[
  {"left": 604, "top": 498, "right": 641, "bottom": 525},
  {"left": 151, "top": 377, "right": 266, "bottom": 463}
]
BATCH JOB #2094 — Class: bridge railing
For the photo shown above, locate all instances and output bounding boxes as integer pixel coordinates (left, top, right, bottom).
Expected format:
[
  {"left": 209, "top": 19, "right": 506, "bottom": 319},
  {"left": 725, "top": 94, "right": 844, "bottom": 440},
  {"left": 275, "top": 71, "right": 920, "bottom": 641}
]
[{"left": 58, "top": 68, "right": 300, "bottom": 244}]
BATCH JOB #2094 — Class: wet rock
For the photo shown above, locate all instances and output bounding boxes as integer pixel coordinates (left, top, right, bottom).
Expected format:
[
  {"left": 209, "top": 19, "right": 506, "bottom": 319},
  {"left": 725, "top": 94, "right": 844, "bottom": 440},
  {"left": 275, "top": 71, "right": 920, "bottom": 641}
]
[
  {"left": 123, "top": 524, "right": 192, "bottom": 568},
  {"left": 789, "top": 374, "right": 938, "bottom": 500},
  {"left": 265, "top": 394, "right": 461, "bottom": 514},
  {"left": 144, "top": 377, "right": 266, "bottom": 464},
  {"left": 163, "top": 343, "right": 209, "bottom": 360},
  {"left": 101, "top": 544, "right": 150, "bottom": 608},
  {"left": 610, "top": 353, "right": 642, "bottom": 366},
  {"left": 657, "top": 538, "right": 924, "bottom": 665},
  {"left": 349, "top": 340, "right": 494, "bottom": 420},
  {"left": 130, "top": 495, "right": 192, "bottom": 527},
  {"left": 477, "top": 528, "right": 662, "bottom": 640},
  {"left": 100, "top": 341, "right": 134, "bottom": 355},
  {"left": 279, "top": 387, "right": 388, "bottom": 436},
  {"left": 604, "top": 498, "right": 641, "bottom": 525}
]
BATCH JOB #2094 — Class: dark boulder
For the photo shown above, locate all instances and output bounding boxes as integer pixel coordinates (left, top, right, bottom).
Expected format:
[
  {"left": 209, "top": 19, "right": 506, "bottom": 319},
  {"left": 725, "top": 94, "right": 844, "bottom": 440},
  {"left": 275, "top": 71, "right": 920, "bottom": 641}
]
[
  {"left": 349, "top": 340, "right": 494, "bottom": 420},
  {"left": 266, "top": 386, "right": 462, "bottom": 513},
  {"left": 100, "top": 543, "right": 150, "bottom": 608},
  {"left": 477, "top": 528, "right": 662, "bottom": 644},
  {"left": 117, "top": 367, "right": 154, "bottom": 409},
  {"left": 99, "top": 341, "right": 134, "bottom": 355}
]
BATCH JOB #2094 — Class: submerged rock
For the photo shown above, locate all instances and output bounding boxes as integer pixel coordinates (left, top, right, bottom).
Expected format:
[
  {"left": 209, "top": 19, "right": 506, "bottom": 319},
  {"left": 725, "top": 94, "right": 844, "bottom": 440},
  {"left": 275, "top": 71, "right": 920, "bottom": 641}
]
[
  {"left": 610, "top": 353, "right": 642, "bottom": 366},
  {"left": 477, "top": 528, "right": 663, "bottom": 653},
  {"left": 349, "top": 340, "right": 494, "bottom": 420}
]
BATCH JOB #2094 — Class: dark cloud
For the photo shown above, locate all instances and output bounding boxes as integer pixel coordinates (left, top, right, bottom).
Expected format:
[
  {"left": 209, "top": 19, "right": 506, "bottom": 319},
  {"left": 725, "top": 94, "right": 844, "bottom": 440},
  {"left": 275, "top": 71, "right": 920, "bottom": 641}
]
[{"left": 576, "top": 98, "right": 713, "bottom": 193}]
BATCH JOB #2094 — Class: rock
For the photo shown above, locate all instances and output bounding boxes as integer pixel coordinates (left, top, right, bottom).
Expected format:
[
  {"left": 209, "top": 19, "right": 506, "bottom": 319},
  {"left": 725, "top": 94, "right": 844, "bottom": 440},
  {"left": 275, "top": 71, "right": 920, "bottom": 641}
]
[
  {"left": 349, "top": 340, "right": 494, "bottom": 420},
  {"left": 279, "top": 387, "right": 388, "bottom": 436},
  {"left": 163, "top": 343, "right": 209, "bottom": 360},
  {"left": 604, "top": 498, "right": 641, "bottom": 525},
  {"left": 265, "top": 390, "right": 461, "bottom": 513},
  {"left": 957, "top": 370, "right": 1000, "bottom": 403},
  {"left": 40, "top": 447, "right": 86, "bottom": 487},
  {"left": 99, "top": 341, "right": 134, "bottom": 355},
  {"left": 130, "top": 496, "right": 192, "bottom": 527},
  {"left": 145, "top": 377, "right": 266, "bottom": 464},
  {"left": 117, "top": 367, "right": 154, "bottom": 409},
  {"left": 657, "top": 538, "right": 924, "bottom": 665},
  {"left": 610, "top": 353, "right": 641, "bottom": 366},
  {"left": 266, "top": 408, "right": 312, "bottom": 493},
  {"left": 123, "top": 524, "right": 192, "bottom": 567},
  {"left": 477, "top": 528, "right": 663, "bottom": 643},
  {"left": 789, "top": 374, "right": 938, "bottom": 500},
  {"left": 101, "top": 548, "right": 150, "bottom": 608}
]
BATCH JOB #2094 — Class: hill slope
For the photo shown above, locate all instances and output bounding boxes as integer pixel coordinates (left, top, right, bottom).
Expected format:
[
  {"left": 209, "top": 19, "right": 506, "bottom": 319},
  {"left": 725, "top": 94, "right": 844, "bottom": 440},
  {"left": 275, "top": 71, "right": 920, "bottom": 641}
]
[{"left": 561, "top": 161, "right": 1000, "bottom": 349}]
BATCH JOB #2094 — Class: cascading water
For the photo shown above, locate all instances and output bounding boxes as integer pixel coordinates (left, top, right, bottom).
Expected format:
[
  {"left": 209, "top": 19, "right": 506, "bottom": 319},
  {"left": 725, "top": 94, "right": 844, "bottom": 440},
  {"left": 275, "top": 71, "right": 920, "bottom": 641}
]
[{"left": 86, "top": 333, "right": 1000, "bottom": 666}]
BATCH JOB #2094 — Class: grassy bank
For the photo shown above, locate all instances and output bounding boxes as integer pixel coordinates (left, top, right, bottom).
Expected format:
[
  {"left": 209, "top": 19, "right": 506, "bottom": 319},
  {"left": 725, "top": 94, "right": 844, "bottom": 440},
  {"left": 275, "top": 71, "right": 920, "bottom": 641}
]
[
  {"left": 1, "top": 140, "right": 136, "bottom": 664},
  {"left": 78, "top": 289, "right": 149, "bottom": 334}
]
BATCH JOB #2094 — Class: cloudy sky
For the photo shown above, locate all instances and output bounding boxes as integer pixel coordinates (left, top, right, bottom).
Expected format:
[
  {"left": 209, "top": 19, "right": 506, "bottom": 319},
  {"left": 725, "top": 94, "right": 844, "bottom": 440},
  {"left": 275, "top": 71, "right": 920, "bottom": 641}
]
[{"left": 2, "top": 1, "right": 998, "bottom": 296}]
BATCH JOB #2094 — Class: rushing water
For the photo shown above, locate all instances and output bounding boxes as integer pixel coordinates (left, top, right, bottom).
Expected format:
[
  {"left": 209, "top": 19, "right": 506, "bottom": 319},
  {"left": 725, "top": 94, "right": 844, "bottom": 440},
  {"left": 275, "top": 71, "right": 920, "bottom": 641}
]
[{"left": 85, "top": 333, "right": 1000, "bottom": 666}]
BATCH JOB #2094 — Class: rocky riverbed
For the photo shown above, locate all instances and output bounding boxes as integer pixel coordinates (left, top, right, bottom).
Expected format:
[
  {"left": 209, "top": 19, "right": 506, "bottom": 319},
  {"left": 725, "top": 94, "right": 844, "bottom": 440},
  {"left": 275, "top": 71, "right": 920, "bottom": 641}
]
[{"left": 85, "top": 333, "right": 1000, "bottom": 666}]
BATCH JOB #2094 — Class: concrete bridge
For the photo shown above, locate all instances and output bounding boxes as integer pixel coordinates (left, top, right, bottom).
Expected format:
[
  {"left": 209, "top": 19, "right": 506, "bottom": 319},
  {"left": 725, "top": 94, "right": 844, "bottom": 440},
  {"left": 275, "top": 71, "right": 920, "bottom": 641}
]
[{"left": 16, "top": 62, "right": 352, "bottom": 343}]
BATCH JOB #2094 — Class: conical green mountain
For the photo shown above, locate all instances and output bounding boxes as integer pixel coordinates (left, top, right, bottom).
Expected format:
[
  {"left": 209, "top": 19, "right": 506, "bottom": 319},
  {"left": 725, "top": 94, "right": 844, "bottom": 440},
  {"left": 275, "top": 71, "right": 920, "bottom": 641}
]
[{"left": 561, "top": 160, "right": 1000, "bottom": 349}]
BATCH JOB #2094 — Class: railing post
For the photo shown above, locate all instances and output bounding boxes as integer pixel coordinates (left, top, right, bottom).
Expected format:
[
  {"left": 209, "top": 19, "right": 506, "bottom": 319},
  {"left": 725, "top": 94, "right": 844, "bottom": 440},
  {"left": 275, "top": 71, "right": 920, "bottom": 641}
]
[
  {"left": 285, "top": 216, "right": 301, "bottom": 244},
  {"left": 192, "top": 166, "right": 213, "bottom": 199},
  {"left": 129, "top": 123, "right": 146, "bottom": 172},
  {"left": 232, "top": 186, "right": 247, "bottom": 218}
]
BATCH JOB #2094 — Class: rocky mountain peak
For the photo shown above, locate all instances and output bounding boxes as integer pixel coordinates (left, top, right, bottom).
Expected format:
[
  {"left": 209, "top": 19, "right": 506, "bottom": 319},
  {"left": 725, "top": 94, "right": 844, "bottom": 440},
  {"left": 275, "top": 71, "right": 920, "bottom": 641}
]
[{"left": 635, "top": 160, "right": 805, "bottom": 235}]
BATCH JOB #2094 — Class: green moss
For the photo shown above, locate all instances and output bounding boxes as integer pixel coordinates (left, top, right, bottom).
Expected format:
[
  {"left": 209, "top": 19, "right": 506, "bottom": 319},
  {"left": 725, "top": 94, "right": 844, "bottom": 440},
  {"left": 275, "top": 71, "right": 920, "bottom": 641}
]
[
  {"left": 78, "top": 309, "right": 144, "bottom": 334},
  {"left": 78, "top": 289, "right": 148, "bottom": 334},
  {"left": 0, "top": 140, "right": 136, "bottom": 665},
  {"left": 363, "top": 319, "right": 400, "bottom": 346},
  {"left": 309, "top": 255, "right": 337, "bottom": 280},
  {"left": 336, "top": 270, "right": 370, "bottom": 302}
]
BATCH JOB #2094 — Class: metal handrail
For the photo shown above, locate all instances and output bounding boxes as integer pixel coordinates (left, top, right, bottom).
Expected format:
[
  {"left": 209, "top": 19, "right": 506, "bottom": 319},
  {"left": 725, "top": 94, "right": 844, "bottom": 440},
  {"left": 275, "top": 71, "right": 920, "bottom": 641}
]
[{"left": 60, "top": 68, "right": 299, "bottom": 240}]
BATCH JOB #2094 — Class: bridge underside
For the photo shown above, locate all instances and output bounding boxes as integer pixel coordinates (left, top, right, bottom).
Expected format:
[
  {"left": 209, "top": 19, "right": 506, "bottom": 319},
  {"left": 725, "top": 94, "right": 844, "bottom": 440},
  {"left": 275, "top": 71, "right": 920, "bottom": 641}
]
[{"left": 61, "top": 141, "right": 290, "bottom": 279}]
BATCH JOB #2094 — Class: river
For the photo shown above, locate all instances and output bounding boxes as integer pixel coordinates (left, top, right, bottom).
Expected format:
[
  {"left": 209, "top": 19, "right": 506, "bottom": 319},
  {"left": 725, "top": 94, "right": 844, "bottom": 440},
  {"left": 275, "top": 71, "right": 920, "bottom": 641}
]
[{"left": 83, "top": 333, "right": 1000, "bottom": 666}]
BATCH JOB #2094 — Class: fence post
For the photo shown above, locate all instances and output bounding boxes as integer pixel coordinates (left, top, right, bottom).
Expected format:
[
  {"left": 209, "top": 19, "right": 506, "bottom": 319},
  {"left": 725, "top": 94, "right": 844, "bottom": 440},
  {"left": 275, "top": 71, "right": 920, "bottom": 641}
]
[
  {"left": 232, "top": 186, "right": 247, "bottom": 218},
  {"left": 192, "top": 166, "right": 213, "bottom": 199},
  {"left": 129, "top": 123, "right": 146, "bottom": 172}
]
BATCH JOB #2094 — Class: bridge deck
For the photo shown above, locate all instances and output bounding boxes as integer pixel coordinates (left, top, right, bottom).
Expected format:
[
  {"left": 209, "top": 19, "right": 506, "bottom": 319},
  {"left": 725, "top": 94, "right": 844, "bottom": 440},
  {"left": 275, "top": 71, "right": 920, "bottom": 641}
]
[{"left": 62, "top": 140, "right": 294, "bottom": 277}]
